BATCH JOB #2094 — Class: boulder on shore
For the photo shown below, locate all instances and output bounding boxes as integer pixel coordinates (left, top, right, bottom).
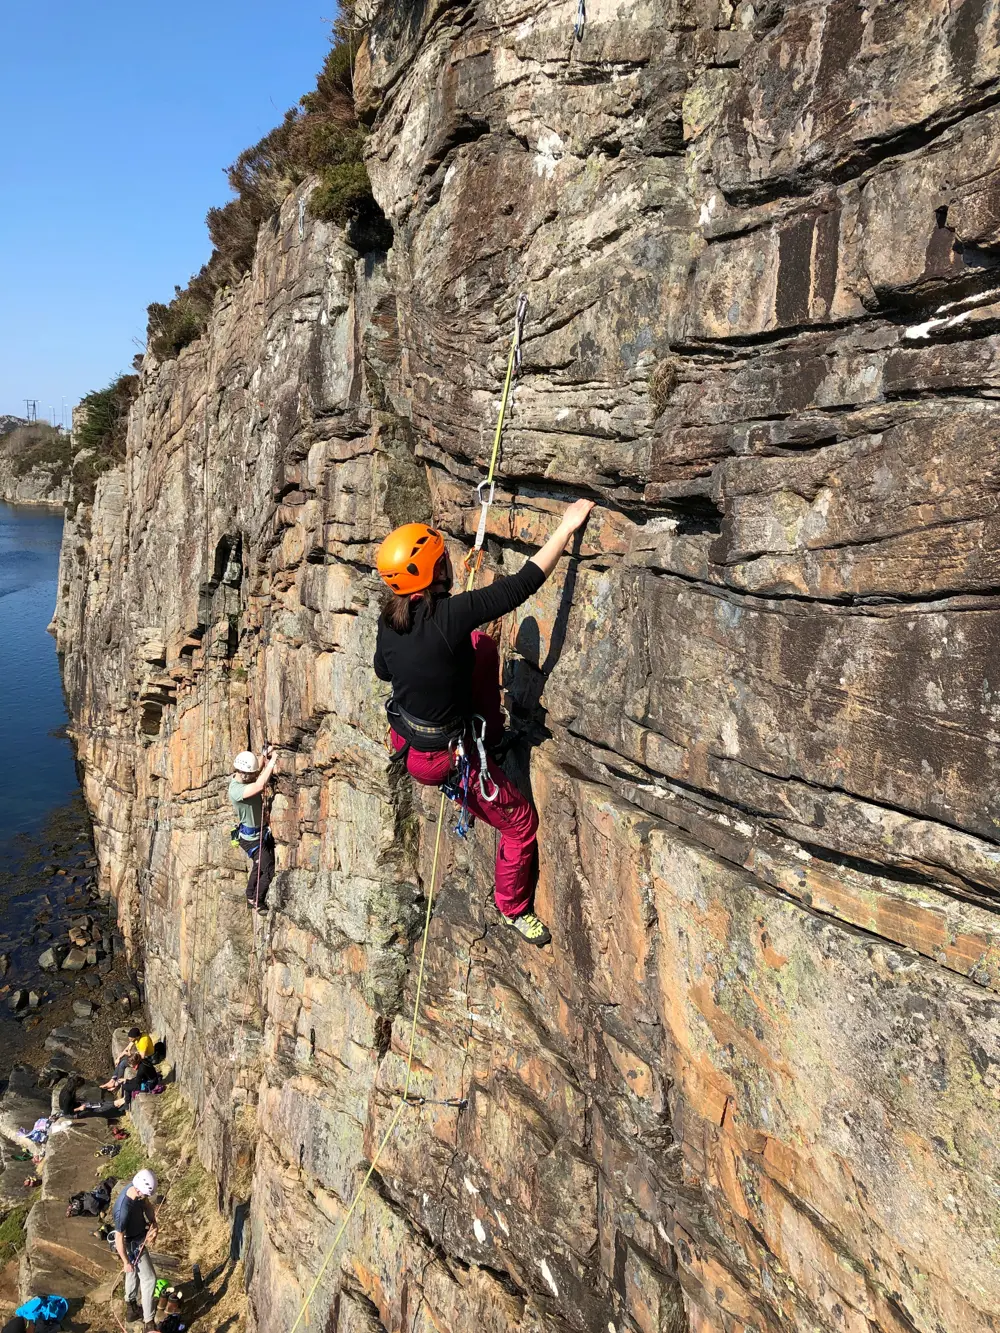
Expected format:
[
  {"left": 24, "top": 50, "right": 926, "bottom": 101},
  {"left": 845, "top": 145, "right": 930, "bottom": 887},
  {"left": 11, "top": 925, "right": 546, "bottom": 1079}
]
[{"left": 0, "top": 1065, "right": 49, "bottom": 1147}]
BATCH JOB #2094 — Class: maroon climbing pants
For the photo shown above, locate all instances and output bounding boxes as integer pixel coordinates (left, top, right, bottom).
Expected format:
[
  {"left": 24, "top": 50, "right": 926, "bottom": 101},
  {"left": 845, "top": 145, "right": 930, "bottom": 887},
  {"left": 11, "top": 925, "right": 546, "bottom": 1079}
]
[{"left": 391, "top": 631, "right": 538, "bottom": 918}]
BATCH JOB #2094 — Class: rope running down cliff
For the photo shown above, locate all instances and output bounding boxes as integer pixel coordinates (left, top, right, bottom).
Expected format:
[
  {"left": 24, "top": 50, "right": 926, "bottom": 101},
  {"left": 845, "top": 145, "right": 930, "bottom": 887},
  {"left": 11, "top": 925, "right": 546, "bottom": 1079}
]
[{"left": 288, "top": 295, "right": 528, "bottom": 1332}]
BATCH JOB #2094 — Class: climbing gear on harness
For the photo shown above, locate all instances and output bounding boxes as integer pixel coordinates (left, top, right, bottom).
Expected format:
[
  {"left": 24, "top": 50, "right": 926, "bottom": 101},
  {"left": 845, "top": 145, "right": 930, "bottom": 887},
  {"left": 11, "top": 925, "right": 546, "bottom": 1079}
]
[
  {"left": 387, "top": 702, "right": 498, "bottom": 802},
  {"left": 376, "top": 523, "right": 446, "bottom": 595},
  {"left": 470, "top": 716, "right": 499, "bottom": 802},
  {"left": 502, "top": 911, "right": 552, "bottom": 947},
  {"left": 233, "top": 751, "right": 258, "bottom": 774}
]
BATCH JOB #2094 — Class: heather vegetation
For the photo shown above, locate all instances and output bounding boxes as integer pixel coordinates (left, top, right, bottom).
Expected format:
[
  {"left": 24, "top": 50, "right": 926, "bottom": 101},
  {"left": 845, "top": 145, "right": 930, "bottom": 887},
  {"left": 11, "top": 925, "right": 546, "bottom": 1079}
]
[
  {"left": 148, "top": 8, "right": 388, "bottom": 362},
  {"left": 71, "top": 373, "right": 140, "bottom": 500}
]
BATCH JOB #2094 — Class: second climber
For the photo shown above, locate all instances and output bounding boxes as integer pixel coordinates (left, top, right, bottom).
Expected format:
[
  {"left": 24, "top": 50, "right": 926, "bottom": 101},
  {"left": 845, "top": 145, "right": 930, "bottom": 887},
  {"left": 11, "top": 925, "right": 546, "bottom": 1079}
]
[
  {"left": 373, "top": 497, "right": 594, "bottom": 947},
  {"left": 229, "top": 746, "right": 278, "bottom": 910}
]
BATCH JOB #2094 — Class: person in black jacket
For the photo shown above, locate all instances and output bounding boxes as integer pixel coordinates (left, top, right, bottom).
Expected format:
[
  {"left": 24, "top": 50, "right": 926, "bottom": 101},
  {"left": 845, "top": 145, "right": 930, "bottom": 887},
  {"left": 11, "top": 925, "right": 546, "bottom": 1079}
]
[
  {"left": 374, "top": 498, "right": 594, "bottom": 946},
  {"left": 114, "top": 1052, "right": 157, "bottom": 1112}
]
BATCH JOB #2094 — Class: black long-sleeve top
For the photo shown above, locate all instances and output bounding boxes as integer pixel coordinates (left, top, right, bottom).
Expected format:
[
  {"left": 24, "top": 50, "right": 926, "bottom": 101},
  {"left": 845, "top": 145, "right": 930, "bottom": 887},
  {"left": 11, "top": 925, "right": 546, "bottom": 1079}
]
[{"left": 374, "top": 560, "right": 545, "bottom": 726}]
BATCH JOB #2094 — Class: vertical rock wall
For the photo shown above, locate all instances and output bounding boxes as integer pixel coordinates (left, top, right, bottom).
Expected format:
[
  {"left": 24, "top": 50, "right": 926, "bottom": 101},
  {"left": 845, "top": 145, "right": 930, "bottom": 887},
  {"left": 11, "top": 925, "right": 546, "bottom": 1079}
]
[{"left": 54, "top": 2, "right": 1000, "bottom": 1331}]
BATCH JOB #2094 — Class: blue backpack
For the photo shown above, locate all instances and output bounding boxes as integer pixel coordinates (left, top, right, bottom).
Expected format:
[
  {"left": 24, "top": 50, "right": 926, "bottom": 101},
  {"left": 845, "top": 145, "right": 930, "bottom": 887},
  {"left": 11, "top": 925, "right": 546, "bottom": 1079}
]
[{"left": 15, "top": 1295, "right": 69, "bottom": 1325}]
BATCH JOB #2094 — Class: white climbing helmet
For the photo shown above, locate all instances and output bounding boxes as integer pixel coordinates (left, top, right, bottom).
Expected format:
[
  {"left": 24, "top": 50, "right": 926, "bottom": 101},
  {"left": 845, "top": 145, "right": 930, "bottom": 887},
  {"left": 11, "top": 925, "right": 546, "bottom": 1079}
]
[
  {"left": 233, "top": 751, "right": 258, "bottom": 774},
  {"left": 133, "top": 1170, "right": 157, "bottom": 1197}
]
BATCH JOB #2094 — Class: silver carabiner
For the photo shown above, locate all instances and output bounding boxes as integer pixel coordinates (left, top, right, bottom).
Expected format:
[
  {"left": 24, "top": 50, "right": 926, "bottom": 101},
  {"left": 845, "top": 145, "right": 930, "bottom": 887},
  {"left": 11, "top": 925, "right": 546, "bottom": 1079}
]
[
  {"left": 473, "top": 479, "right": 496, "bottom": 551},
  {"left": 471, "top": 716, "right": 499, "bottom": 803}
]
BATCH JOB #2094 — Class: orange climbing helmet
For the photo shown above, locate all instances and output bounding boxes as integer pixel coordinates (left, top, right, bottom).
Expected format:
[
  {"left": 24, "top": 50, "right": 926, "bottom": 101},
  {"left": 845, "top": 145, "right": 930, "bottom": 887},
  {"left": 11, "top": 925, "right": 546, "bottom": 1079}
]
[{"left": 376, "top": 523, "right": 446, "bottom": 594}]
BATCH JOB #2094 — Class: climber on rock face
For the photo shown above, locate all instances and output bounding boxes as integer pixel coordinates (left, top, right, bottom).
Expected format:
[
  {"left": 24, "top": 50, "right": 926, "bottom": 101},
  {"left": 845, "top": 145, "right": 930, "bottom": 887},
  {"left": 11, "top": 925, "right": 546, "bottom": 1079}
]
[
  {"left": 373, "top": 498, "right": 595, "bottom": 947},
  {"left": 229, "top": 746, "right": 277, "bottom": 910}
]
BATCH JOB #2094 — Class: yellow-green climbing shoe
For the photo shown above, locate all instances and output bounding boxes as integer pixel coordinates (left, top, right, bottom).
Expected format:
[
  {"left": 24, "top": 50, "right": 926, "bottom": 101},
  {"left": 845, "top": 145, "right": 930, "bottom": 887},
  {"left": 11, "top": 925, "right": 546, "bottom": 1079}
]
[{"left": 502, "top": 911, "right": 552, "bottom": 947}]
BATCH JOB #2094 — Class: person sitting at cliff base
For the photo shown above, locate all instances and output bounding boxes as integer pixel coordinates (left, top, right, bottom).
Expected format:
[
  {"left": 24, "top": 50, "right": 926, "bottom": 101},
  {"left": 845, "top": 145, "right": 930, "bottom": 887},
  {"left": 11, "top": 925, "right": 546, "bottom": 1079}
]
[
  {"left": 373, "top": 499, "right": 594, "bottom": 947},
  {"left": 114, "top": 1052, "right": 157, "bottom": 1113},
  {"left": 100, "top": 1027, "right": 154, "bottom": 1093},
  {"left": 229, "top": 747, "right": 278, "bottom": 910}
]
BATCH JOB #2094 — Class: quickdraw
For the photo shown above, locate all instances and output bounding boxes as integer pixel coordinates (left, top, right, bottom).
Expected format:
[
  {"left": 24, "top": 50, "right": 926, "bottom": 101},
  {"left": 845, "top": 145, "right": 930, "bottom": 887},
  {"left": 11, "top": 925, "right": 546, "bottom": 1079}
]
[{"left": 464, "top": 293, "right": 528, "bottom": 589}]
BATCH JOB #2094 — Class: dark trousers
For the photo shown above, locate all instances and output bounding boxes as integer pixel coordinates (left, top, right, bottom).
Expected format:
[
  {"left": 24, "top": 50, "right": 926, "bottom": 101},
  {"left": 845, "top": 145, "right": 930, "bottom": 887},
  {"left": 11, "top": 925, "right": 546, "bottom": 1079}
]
[
  {"left": 121, "top": 1077, "right": 143, "bottom": 1111},
  {"left": 239, "top": 831, "right": 274, "bottom": 909}
]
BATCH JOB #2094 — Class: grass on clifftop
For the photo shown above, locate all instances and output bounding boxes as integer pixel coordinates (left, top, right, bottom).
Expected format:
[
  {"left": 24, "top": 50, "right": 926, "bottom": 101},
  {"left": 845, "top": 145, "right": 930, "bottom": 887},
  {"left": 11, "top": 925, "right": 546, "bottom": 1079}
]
[
  {"left": 148, "top": 2, "right": 389, "bottom": 362},
  {"left": 0, "top": 1199, "right": 34, "bottom": 1264}
]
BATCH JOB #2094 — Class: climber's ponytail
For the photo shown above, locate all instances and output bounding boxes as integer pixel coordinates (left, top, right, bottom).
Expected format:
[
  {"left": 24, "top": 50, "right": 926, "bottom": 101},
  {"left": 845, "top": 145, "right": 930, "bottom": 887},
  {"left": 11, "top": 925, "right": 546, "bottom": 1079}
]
[{"left": 380, "top": 587, "right": 440, "bottom": 633}]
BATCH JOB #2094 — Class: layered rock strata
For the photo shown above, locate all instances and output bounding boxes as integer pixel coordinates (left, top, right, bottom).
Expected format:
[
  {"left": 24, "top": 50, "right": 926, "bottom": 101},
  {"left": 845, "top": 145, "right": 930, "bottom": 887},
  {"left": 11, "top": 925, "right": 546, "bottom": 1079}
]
[{"left": 53, "top": 2, "right": 1000, "bottom": 1331}]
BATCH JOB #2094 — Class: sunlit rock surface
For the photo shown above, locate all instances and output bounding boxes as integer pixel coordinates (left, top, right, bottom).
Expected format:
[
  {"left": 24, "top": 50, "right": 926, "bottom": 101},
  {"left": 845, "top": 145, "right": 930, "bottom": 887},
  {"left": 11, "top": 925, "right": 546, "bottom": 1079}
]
[{"left": 53, "top": 2, "right": 1000, "bottom": 1330}]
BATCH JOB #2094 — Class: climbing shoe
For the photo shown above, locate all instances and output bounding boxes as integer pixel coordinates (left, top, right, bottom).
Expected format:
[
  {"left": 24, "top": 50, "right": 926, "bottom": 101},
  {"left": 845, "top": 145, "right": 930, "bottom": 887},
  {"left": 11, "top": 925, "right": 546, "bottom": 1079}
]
[{"left": 502, "top": 911, "right": 552, "bottom": 947}]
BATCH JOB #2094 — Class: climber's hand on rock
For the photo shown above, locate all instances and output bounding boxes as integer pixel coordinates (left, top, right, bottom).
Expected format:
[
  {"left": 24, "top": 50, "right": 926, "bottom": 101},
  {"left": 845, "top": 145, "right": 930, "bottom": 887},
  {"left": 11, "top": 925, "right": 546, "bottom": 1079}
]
[{"left": 561, "top": 498, "right": 595, "bottom": 533}]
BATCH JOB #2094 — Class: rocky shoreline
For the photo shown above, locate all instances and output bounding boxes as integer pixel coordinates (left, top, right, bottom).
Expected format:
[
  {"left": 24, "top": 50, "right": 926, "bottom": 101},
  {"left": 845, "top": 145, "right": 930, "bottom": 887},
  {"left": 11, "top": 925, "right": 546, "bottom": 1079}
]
[{"left": 0, "top": 800, "right": 140, "bottom": 1076}]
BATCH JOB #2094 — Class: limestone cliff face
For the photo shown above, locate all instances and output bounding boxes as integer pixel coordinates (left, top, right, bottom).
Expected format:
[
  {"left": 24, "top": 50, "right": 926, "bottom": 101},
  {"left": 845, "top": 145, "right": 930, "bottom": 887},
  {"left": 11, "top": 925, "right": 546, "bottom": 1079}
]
[{"left": 53, "top": 3, "right": 1000, "bottom": 1331}]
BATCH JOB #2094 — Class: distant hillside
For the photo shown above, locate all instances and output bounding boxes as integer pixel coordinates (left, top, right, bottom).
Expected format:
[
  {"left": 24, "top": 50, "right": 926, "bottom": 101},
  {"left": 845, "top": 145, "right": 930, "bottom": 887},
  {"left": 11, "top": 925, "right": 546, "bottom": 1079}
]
[{"left": 0, "top": 423, "right": 71, "bottom": 506}]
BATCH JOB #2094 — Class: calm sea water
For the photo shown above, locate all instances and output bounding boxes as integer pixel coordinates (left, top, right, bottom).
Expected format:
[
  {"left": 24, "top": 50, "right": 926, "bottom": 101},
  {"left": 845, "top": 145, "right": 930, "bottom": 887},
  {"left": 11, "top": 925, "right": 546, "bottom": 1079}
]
[{"left": 0, "top": 502, "right": 77, "bottom": 833}]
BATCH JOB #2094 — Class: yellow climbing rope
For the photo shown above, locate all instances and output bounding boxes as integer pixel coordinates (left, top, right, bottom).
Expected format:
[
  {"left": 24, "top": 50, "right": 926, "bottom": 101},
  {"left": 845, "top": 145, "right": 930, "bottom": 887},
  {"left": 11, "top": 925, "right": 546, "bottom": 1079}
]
[
  {"left": 464, "top": 293, "right": 527, "bottom": 592},
  {"left": 290, "top": 797, "right": 446, "bottom": 1332},
  {"left": 287, "top": 297, "right": 527, "bottom": 1331}
]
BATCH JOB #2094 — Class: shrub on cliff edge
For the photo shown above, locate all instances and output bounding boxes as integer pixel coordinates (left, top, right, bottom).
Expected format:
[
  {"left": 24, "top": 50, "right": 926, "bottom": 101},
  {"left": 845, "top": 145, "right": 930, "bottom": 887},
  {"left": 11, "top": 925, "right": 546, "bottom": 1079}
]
[
  {"left": 72, "top": 372, "right": 140, "bottom": 501},
  {"left": 147, "top": 6, "right": 389, "bottom": 361}
]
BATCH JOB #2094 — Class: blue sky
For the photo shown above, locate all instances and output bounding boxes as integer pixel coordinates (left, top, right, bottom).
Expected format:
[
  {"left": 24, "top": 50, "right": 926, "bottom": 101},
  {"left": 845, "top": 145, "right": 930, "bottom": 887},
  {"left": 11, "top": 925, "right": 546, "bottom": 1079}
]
[{"left": 0, "top": 2, "right": 335, "bottom": 422}]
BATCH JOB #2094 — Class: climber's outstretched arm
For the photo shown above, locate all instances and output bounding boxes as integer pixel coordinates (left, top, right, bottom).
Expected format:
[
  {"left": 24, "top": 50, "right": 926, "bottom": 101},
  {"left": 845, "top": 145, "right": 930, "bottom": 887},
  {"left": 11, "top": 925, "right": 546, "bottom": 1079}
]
[
  {"left": 529, "top": 498, "right": 595, "bottom": 579},
  {"left": 239, "top": 749, "right": 277, "bottom": 798}
]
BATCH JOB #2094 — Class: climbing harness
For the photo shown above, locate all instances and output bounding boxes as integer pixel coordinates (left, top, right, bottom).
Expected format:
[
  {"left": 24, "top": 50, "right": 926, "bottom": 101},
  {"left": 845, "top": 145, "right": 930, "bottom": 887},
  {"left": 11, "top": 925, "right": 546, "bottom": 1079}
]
[
  {"left": 289, "top": 298, "right": 528, "bottom": 1333},
  {"left": 573, "top": 0, "right": 586, "bottom": 42},
  {"left": 387, "top": 700, "right": 499, "bottom": 809}
]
